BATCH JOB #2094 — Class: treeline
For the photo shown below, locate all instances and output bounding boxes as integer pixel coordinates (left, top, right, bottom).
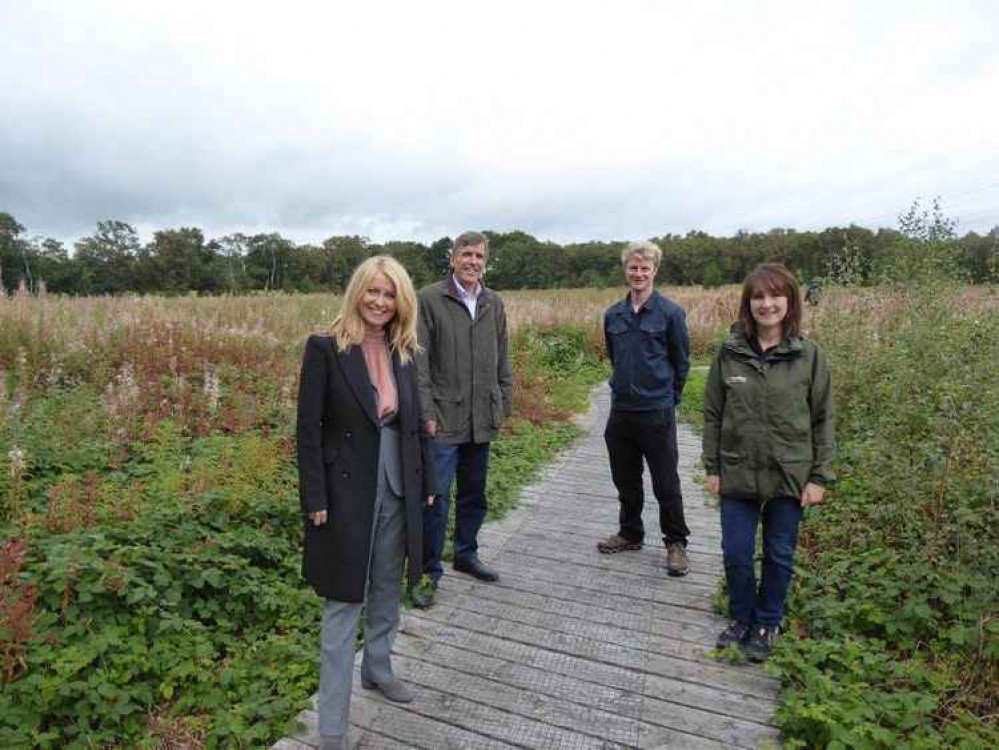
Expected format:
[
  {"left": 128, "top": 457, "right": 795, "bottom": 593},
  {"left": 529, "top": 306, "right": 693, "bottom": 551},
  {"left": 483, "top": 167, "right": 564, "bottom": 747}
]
[{"left": 1, "top": 209, "right": 996, "bottom": 295}]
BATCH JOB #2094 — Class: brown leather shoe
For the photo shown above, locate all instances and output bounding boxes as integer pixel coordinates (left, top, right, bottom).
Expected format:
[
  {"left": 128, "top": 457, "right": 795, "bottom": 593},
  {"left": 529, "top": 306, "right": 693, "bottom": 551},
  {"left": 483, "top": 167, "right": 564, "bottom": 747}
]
[{"left": 665, "top": 542, "right": 690, "bottom": 576}]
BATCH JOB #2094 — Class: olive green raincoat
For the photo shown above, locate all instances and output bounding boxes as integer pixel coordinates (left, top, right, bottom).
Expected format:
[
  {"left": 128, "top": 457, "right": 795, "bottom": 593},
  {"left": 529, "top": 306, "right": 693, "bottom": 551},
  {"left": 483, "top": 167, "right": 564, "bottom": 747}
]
[{"left": 703, "top": 327, "right": 834, "bottom": 501}]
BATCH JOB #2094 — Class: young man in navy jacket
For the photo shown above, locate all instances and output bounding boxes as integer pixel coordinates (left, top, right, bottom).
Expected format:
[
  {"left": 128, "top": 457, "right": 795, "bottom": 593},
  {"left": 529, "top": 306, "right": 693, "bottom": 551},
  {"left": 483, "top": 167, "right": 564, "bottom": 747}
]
[{"left": 599, "top": 241, "right": 692, "bottom": 576}]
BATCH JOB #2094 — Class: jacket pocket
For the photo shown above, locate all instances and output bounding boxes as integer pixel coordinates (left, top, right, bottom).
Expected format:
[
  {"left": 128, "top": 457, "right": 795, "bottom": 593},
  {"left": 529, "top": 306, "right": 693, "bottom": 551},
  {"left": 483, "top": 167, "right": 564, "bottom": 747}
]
[
  {"left": 719, "top": 450, "right": 751, "bottom": 497},
  {"left": 777, "top": 453, "right": 813, "bottom": 494},
  {"left": 607, "top": 317, "right": 630, "bottom": 336},
  {"left": 638, "top": 317, "right": 667, "bottom": 335},
  {"left": 323, "top": 442, "right": 339, "bottom": 465},
  {"left": 433, "top": 393, "right": 465, "bottom": 434},
  {"left": 489, "top": 388, "right": 504, "bottom": 429}
]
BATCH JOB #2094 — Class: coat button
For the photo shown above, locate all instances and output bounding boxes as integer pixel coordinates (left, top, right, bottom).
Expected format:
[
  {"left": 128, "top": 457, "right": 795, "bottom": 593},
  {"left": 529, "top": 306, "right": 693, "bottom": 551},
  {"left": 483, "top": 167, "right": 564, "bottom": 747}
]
[
  {"left": 345, "top": 430, "right": 352, "bottom": 438},
  {"left": 341, "top": 471, "right": 349, "bottom": 479}
]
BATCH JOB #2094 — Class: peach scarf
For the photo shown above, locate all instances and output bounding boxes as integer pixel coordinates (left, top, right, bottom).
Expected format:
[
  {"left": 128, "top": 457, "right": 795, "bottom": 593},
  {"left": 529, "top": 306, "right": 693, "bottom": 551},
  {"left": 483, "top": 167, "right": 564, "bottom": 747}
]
[{"left": 360, "top": 330, "right": 397, "bottom": 422}]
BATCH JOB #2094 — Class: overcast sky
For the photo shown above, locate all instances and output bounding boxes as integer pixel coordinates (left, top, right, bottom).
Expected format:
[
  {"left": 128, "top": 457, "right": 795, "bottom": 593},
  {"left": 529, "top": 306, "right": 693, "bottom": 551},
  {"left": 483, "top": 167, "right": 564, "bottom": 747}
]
[{"left": 2, "top": 0, "right": 997, "bottom": 246}]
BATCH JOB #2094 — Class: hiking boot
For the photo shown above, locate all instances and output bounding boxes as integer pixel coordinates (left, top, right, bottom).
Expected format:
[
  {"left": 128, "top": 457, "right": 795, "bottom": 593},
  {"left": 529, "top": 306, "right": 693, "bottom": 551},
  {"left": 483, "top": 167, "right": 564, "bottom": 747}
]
[
  {"left": 715, "top": 620, "right": 751, "bottom": 650},
  {"left": 743, "top": 625, "right": 780, "bottom": 662},
  {"left": 597, "top": 533, "right": 643, "bottom": 554},
  {"left": 665, "top": 542, "right": 690, "bottom": 576}
]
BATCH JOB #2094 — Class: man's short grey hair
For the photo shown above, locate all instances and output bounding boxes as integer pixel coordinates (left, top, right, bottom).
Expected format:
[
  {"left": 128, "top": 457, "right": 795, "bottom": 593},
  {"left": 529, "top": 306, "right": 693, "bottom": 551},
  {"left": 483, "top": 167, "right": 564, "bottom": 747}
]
[
  {"left": 453, "top": 231, "right": 490, "bottom": 257},
  {"left": 621, "top": 240, "right": 662, "bottom": 268}
]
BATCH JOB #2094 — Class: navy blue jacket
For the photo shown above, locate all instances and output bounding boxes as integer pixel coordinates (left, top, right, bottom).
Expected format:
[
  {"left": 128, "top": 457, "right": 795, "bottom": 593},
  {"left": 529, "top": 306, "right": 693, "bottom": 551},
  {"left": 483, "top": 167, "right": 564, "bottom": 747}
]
[{"left": 604, "top": 291, "right": 690, "bottom": 411}]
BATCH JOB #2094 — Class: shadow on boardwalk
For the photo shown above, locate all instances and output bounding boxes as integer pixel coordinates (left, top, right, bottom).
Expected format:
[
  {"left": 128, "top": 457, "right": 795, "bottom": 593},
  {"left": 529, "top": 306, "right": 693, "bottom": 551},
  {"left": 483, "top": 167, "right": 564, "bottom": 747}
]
[{"left": 276, "top": 387, "right": 781, "bottom": 749}]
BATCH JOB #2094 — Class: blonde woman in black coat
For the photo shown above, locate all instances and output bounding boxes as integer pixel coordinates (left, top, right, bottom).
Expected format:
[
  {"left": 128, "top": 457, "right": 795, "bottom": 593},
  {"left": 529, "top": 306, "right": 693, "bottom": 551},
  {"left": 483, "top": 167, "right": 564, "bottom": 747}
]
[{"left": 297, "top": 256, "right": 435, "bottom": 750}]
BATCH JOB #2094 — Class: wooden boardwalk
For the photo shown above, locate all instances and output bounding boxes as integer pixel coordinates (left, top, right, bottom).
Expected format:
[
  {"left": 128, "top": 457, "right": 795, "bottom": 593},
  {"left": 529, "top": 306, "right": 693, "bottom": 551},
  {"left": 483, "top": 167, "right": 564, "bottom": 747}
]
[{"left": 275, "top": 388, "right": 781, "bottom": 749}]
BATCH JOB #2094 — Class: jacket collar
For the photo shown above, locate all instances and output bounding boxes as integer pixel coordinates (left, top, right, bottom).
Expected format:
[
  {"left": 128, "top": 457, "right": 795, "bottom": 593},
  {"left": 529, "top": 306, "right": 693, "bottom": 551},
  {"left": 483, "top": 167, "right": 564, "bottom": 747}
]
[
  {"left": 443, "top": 276, "right": 492, "bottom": 318},
  {"left": 612, "top": 289, "right": 662, "bottom": 316},
  {"left": 724, "top": 323, "right": 802, "bottom": 360},
  {"left": 337, "top": 343, "right": 411, "bottom": 429},
  {"left": 338, "top": 345, "right": 379, "bottom": 426},
  {"left": 392, "top": 350, "right": 413, "bottom": 431}
]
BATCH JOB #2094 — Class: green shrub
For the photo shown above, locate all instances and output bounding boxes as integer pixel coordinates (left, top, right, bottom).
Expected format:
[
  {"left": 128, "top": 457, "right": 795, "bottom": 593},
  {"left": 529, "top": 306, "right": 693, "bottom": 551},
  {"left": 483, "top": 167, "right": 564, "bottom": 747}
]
[{"left": 773, "top": 282, "right": 999, "bottom": 748}]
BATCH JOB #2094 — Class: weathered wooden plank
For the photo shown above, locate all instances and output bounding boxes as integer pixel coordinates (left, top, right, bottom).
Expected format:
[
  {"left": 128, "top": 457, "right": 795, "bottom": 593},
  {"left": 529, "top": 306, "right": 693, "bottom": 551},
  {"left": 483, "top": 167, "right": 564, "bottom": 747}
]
[
  {"left": 349, "top": 690, "right": 527, "bottom": 749},
  {"left": 484, "top": 533, "right": 726, "bottom": 586},
  {"left": 392, "top": 652, "right": 732, "bottom": 749},
  {"left": 284, "top": 706, "right": 423, "bottom": 749},
  {"left": 484, "top": 557, "right": 721, "bottom": 613},
  {"left": 397, "top": 619, "right": 775, "bottom": 727},
  {"left": 408, "top": 605, "right": 776, "bottom": 696},
  {"left": 395, "top": 630, "right": 779, "bottom": 743},
  {"left": 422, "top": 596, "right": 723, "bottom": 667},
  {"left": 418, "top": 573, "right": 725, "bottom": 646},
  {"left": 356, "top": 665, "right": 639, "bottom": 748}
]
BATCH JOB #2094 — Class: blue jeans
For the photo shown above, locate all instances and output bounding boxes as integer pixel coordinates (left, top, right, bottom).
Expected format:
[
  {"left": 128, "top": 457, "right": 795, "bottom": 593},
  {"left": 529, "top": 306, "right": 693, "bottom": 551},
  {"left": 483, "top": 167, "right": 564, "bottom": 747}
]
[
  {"left": 720, "top": 496, "right": 802, "bottom": 628},
  {"left": 422, "top": 440, "right": 490, "bottom": 584}
]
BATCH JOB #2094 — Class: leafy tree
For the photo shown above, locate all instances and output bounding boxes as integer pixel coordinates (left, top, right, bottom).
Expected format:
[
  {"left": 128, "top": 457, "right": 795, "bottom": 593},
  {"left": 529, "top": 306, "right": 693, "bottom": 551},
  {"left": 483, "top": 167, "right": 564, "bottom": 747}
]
[
  {"left": 141, "top": 228, "right": 217, "bottom": 294},
  {"left": 379, "top": 241, "right": 434, "bottom": 289},
  {"left": 244, "top": 233, "right": 295, "bottom": 291},
  {"left": 215, "top": 234, "right": 251, "bottom": 293},
  {"left": 427, "top": 237, "right": 453, "bottom": 279},
  {"left": 321, "top": 236, "right": 370, "bottom": 292},
  {"left": 73, "top": 220, "right": 140, "bottom": 295},
  {"left": 0, "top": 213, "right": 27, "bottom": 294},
  {"left": 879, "top": 198, "right": 961, "bottom": 283},
  {"left": 27, "top": 238, "right": 78, "bottom": 294}
]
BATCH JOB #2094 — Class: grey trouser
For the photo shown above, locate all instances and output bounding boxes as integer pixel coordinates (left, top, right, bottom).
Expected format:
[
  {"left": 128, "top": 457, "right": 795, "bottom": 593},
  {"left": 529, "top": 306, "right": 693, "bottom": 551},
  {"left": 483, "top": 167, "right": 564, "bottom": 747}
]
[{"left": 318, "top": 481, "right": 406, "bottom": 737}]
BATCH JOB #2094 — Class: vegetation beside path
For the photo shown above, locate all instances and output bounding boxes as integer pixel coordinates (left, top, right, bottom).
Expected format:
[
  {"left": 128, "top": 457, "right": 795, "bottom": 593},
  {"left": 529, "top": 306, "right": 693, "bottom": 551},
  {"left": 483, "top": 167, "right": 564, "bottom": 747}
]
[{"left": 680, "top": 282, "right": 998, "bottom": 749}]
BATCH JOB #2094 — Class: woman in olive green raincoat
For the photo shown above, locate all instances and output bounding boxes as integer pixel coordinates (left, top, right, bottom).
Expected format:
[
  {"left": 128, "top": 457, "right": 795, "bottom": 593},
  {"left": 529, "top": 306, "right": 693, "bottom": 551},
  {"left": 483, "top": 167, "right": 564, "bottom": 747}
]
[{"left": 703, "top": 264, "right": 834, "bottom": 661}]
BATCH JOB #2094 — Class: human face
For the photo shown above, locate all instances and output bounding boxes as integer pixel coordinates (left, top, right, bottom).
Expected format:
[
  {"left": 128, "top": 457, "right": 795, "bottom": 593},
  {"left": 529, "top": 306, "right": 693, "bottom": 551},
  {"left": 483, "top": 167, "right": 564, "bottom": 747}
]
[
  {"left": 624, "top": 254, "right": 657, "bottom": 296},
  {"left": 450, "top": 242, "right": 487, "bottom": 291},
  {"left": 750, "top": 287, "right": 789, "bottom": 335},
  {"left": 359, "top": 272, "right": 397, "bottom": 330}
]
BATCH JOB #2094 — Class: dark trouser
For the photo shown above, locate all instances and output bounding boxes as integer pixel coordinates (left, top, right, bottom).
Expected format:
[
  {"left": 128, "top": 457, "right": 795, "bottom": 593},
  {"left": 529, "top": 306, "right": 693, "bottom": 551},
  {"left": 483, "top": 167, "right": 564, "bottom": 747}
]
[
  {"left": 604, "top": 407, "right": 689, "bottom": 546},
  {"left": 422, "top": 440, "right": 491, "bottom": 584},
  {"left": 720, "top": 495, "right": 802, "bottom": 627}
]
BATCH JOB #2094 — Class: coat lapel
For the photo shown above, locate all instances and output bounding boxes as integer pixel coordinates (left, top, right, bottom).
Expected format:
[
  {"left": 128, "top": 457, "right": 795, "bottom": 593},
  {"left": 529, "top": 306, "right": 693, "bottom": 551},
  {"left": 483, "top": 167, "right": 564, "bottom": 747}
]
[
  {"left": 338, "top": 345, "right": 379, "bottom": 427},
  {"left": 392, "top": 350, "right": 413, "bottom": 432}
]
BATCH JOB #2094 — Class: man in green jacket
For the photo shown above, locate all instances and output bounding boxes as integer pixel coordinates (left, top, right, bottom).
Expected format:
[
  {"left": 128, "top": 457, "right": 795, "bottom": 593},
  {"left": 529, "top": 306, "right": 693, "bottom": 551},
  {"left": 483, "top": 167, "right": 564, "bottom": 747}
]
[{"left": 415, "top": 231, "right": 513, "bottom": 605}]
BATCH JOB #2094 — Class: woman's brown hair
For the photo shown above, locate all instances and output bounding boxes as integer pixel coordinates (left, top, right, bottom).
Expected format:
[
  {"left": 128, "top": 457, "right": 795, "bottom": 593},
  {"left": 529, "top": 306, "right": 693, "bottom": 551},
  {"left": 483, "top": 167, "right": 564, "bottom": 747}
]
[{"left": 738, "top": 263, "right": 802, "bottom": 341}]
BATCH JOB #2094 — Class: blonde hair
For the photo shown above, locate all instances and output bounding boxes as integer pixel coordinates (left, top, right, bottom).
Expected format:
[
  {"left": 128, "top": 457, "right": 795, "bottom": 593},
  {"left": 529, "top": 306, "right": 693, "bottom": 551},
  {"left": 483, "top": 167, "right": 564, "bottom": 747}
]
[
  {"left": 620, "top": 240, "right": 662, "bottom": 268},
  {"left": 330, "top": 256, "right": 421, "bottom": 363}
]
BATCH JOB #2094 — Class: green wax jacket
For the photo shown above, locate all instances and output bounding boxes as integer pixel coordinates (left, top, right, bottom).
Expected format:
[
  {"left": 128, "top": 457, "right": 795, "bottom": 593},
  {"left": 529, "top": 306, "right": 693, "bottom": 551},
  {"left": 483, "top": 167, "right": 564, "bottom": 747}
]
[
  {"left": 416, "top": 278, "right": 513, "bottom": 445},
  {"left": 703, "top": 326, "right": 835, "bottom": 501}
]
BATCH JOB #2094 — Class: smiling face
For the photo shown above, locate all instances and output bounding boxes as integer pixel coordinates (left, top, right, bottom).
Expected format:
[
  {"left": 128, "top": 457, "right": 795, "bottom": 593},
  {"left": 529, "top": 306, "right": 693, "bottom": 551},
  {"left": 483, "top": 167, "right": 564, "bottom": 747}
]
[
  {"left": 358, "top": 271, "right": 398, "bottom": 330},
  {"left": 749, "top": 289, "right": 789, "bottom": 334},
  {"left": 624, "top": 253, "right": 657, "bottom": 296},
  {"left": 450, "top": 242, "right": 487, "bottom": 291}
]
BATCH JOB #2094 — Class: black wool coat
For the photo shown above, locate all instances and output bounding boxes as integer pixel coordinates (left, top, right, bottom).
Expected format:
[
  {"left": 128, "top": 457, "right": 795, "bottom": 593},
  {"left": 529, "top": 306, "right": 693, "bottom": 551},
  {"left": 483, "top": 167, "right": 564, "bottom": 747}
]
[{"left": 296, "top": 334, "right": 435, "bottom": 602}]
